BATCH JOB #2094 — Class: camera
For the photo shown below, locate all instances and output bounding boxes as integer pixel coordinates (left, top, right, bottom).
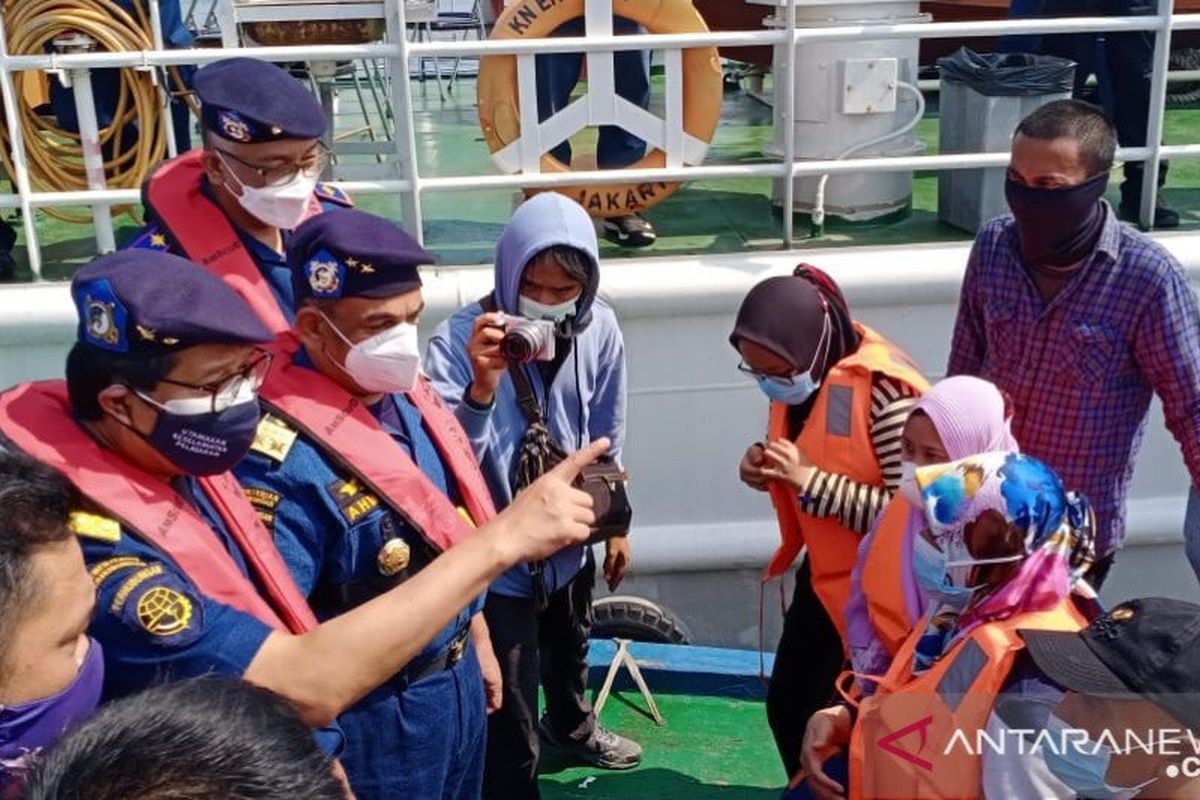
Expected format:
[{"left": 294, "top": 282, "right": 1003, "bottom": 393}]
[
  {"left": 574, "top": 455, "right": 632, "bottom": 545},
  {"left": 499, "top": 316, "right": 557, "bottom": 363}
]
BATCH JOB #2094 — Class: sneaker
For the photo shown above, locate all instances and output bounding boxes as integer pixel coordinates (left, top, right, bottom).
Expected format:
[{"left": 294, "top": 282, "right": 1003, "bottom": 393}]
[
  {"left": 602, "top": 213, "right": 657, "bottom": 249},
  {"left": 1119, "top": 201, "right": 1181, "bottom": 230},
  {"left": 538, "top": 716, "right": 643, "bottom": 770}
]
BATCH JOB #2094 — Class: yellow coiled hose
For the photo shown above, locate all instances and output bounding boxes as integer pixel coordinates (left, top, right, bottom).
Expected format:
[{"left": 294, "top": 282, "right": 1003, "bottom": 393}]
[{"left": 0, "top": 0, "right": 192, "bottom": 223}]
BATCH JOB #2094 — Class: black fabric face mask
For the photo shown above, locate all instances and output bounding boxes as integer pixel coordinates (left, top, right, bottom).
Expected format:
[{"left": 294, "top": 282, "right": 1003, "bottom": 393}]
[{"left": 1005, "top": 172, "right": 1110, "bottom": 268}]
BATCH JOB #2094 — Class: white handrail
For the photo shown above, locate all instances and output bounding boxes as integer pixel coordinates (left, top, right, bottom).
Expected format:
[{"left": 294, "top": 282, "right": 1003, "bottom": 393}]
[{"left": 0, "top": 4, "right": 1195, "bottom": 277}]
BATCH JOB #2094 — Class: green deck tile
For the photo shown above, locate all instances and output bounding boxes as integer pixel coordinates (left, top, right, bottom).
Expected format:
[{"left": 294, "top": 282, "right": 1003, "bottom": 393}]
[
  {"left": 8, "top": 73, "right": 1200, "bottom": 281},
  {"left": 539, "top": 692, "right": 783, "bottom": 799}
]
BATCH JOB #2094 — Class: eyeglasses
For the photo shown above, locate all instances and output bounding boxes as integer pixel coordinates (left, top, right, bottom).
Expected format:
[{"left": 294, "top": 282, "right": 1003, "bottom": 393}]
[
  {"left": 736, "top": 362, "right": 799, "bottom": 386},
  {"left": 735, "top": 306, "right": 833, "bottom": 387},
  {"left": 152, "top": 349, "right": 273, "bottom": 413},
  {"left": 215, "top": 143, "right": 331, "bottom": 188}
]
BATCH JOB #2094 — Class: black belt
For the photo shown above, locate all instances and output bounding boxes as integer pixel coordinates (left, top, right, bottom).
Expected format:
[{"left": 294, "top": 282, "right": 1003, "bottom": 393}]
[{"left": 396, "top": 623, "right": 471, "bottom": 690}]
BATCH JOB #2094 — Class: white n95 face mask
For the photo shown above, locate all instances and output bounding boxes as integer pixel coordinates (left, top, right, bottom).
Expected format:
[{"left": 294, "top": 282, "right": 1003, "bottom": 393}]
[
  {"left": 323, "top": 313, "right": 421, "bottom": 394},
  {"left": 217, "top": 152, "right": 316, "bottom": 230}
]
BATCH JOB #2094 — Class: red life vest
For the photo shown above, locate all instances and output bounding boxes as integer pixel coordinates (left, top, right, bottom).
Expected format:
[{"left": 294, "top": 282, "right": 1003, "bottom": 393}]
[
  {"left": 258, "top": 333, "right": 496, "bottom": 551},
  {"left": 766, "top": 324, "right": 929, "bottom": 645},
  {"left": 141, "top": 150, "right": 347, "bottom": 334},
  {"left": 0, "top": 381, "right": 317, "bottom": 634}
]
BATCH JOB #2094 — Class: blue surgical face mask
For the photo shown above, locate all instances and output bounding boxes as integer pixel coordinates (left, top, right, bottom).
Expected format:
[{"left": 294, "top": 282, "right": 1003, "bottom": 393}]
[
  {"left": 913, "top": 533, "right": 978, "bottom": 610},
  {"left": 746, "top": 304, "right": 831, "bottom": 407},
  {"left": 756, "top": 372, "right": 820, "bottom": 406},
  {"left": 1042, "top": 714, "right": 1156, "bottom": 800}
]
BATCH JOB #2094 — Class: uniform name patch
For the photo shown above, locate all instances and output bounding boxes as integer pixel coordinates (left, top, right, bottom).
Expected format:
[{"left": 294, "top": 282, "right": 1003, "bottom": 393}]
[
  {"left": 244, "top": 487, "right": 283, "bottom": 510},
  {"left": 327, "top": 478, "right": 380, "bottom": 524}
]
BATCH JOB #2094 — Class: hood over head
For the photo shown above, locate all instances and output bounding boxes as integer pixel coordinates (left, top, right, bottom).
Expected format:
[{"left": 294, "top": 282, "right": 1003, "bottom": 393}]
[{"left": 493, "top": 193, "right": 600, "bottom": 333}]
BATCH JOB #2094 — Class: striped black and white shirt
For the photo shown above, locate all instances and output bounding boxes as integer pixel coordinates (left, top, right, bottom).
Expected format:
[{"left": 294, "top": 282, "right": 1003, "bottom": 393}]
[{"left": 798, "top": 374, "right": 918, "bottom": 535}]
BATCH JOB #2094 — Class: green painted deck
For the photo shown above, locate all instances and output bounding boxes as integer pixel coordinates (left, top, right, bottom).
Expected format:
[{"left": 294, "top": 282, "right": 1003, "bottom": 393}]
[
  {"left": 10, "top": 73, "right": 1200, "bottom": 280},
  {"left": 540, "top": 691, "right": 782, "bottom": 799}
]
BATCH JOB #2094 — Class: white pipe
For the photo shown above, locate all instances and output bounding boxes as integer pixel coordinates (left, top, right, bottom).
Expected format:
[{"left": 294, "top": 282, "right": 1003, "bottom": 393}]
[
  {"left": 0, "top": 13, "right": 1185, "bottom": 71},
  {"left": 781, "top": 0, "right": 797, "bottom": 249},
  {"left": 811, "top": 81, "right": 926, "bottom": 233},
  {"left": 0, "top": 143, "right": 1180, "bottom": 210}
]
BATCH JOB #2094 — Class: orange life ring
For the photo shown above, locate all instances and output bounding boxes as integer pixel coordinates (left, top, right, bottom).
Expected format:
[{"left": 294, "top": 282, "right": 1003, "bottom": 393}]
[{"left": 478, "top": 0, "right": 722, "bottom": 217}]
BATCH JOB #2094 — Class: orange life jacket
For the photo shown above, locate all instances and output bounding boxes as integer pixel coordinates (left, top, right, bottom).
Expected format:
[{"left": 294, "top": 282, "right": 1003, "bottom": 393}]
[
  {"left": 860, "top": 497, "right": 918, "bottom": 658},
  {"left": 0, "top": 381, "right": 317, "bottom": 634},
  {"left": 259, "top": 333, "right": 496, "bottom": 551},
  {"left": 141, "top": 150, "right": 346, "bottom": 334},
  {"left": 847, "top": 597, "right": 1088, "bottom": 800},
  {"left": 766, "top": 324, "right": 928, "bottom": 643}
]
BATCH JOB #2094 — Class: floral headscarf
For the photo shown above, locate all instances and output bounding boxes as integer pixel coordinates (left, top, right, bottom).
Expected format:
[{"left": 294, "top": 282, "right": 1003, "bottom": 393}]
[{"left": 910, "top": 451, "right": 1094, "bottom": 673}]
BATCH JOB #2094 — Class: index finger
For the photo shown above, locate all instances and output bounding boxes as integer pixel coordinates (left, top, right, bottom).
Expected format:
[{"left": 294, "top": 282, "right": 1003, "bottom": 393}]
[
  {"left": 476, "top": 312, "right": 506, "bottom": 330},
  {"left": 549, "top": 437, "right": 611, "bottom": 482}
]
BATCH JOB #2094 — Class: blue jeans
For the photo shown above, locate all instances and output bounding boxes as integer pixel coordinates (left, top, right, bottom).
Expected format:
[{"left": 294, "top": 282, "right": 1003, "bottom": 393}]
[
  {"left": 535, "top": 17, "right": 651, "bottom": 170},
  {"left": 1186, "top": 487, "right": 1200, "bottom": 585}
]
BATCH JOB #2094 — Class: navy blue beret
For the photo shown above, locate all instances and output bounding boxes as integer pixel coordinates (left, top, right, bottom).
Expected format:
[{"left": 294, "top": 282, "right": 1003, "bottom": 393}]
[
  {"left": 71, "top": 250, "right": 273, "bottom": 353},
  {"left": 195, "top": 58, "right": 325, "bottom": 144},
  {"left": 287, "top": 210, "right": 434, "bottom": 303}
]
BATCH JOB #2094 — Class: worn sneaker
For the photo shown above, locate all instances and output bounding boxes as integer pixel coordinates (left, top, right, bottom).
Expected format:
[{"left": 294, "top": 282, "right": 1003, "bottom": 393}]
[
  {"left": 1119, "top": 201, "right": 1181, "bottom": 230},
  {"left": 538, "top": 716, "right": 643, "bottom": 770},
  {"left": 602, "top": 213, "right": 657, "bottom": 249}
]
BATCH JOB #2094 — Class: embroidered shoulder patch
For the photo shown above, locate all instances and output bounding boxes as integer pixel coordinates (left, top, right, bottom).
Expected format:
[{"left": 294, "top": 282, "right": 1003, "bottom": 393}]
[
  {"left": 314, "top": 182, "right": 353, "bottom": 207},
  {"left": 249, "top": 414, "right": 298, "bottom": 463},
  {"left": 244, "top": 486, "right": 282, "bottom": 530},
  {"left": 117, "top": 571, "right": 203, "bottom": 647},
  {"left": 327, "top": 478, "right": 380, "bottom": 524},
  {"left": 69, "top": 511, "right": 121, "bottom": 544},
  {"left": 111, "top": 565, "right": 166, "bottom": 613},
  {"left": 90, "top": 556, "right": 145, "bottom": 587}
]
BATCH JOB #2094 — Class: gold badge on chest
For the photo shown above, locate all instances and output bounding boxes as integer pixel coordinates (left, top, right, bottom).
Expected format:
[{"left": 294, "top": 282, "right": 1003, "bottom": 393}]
[{"left": 377, "top": 537, "right": 411, "bottom": 576}]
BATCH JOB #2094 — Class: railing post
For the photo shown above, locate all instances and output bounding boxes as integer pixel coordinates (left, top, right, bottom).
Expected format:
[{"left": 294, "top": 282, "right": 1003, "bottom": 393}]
[
  {"left": 67, "top": 64, "right": 118, "bottom": 254},
  {"left": 0, "top": 10, "right": 43, "bottom": 280},
  {"left": 1140, "top": 0, "right": 1173, "bottom": 229},
  {"left": 782, "top": 0, "right": 797, "bottom": 249},
  {"left": 387, "top": 0, "right": 426, "bottom": 243},
  {"left": 148, "top": 0, "right": 179, "bottom": 160}
]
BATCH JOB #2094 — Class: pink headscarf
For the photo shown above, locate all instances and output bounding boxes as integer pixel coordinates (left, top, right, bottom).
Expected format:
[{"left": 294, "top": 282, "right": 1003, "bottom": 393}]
[
  {"left": 846, "top": 376, "right": 1019, "bottom": 678},
  {"left": 916, "top": 376, "right": 1019, "bottom": 459}
]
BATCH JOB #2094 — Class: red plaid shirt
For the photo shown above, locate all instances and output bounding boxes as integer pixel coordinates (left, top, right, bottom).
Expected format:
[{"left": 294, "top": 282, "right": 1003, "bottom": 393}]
[{"left": 948, "top": 205, "right": 1200, "bottom": 555}]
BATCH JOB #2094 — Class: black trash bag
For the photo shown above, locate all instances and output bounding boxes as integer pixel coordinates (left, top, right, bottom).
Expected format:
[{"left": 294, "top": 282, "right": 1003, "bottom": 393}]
[{"left": 938, "top": 47, "right": 1076, "bottom": 97}]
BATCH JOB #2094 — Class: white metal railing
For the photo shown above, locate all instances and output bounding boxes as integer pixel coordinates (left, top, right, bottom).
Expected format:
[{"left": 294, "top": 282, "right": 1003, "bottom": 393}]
[{"left": 0, "top": 0, "right": 1194, "bottom": 279}]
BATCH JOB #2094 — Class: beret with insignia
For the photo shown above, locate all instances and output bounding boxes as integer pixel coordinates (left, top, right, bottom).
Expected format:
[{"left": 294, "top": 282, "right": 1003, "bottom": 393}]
[
  {"left": 287, "top": 210, "right": 434, "bottom": 304},
  {"left": 195, "top": 57, "right": 326, "bottom": 144},
  {"left": 71, "top": 250, "right": 272, "bottom": 354}
]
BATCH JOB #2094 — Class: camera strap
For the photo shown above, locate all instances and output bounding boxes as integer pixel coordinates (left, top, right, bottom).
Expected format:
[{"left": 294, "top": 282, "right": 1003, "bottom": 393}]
[{"left": 480, "top": 293, "right": 565, "bottom": 611}]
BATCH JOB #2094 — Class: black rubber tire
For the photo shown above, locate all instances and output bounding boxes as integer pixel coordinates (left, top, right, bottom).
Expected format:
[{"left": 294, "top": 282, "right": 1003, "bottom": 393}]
[{"left": 591, "top": 595, "right": 692, "bottom": 645}]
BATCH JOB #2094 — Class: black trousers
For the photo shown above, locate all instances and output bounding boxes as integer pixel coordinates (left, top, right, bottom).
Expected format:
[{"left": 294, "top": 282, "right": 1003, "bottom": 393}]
[
  {"left": 1036, "top": 0, "right": 1164, "bottom": 204},
  {"left": 482, "top": 557, "right": 596, "bottom": 800},
  {"left": 766, "top": 559, "right": 846, "bottom": 780}
]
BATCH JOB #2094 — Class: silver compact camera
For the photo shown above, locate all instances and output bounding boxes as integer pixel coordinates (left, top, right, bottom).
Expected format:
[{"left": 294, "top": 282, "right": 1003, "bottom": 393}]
[{"left": 499, "top": 315, "right": 557, "bottom": 363}]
